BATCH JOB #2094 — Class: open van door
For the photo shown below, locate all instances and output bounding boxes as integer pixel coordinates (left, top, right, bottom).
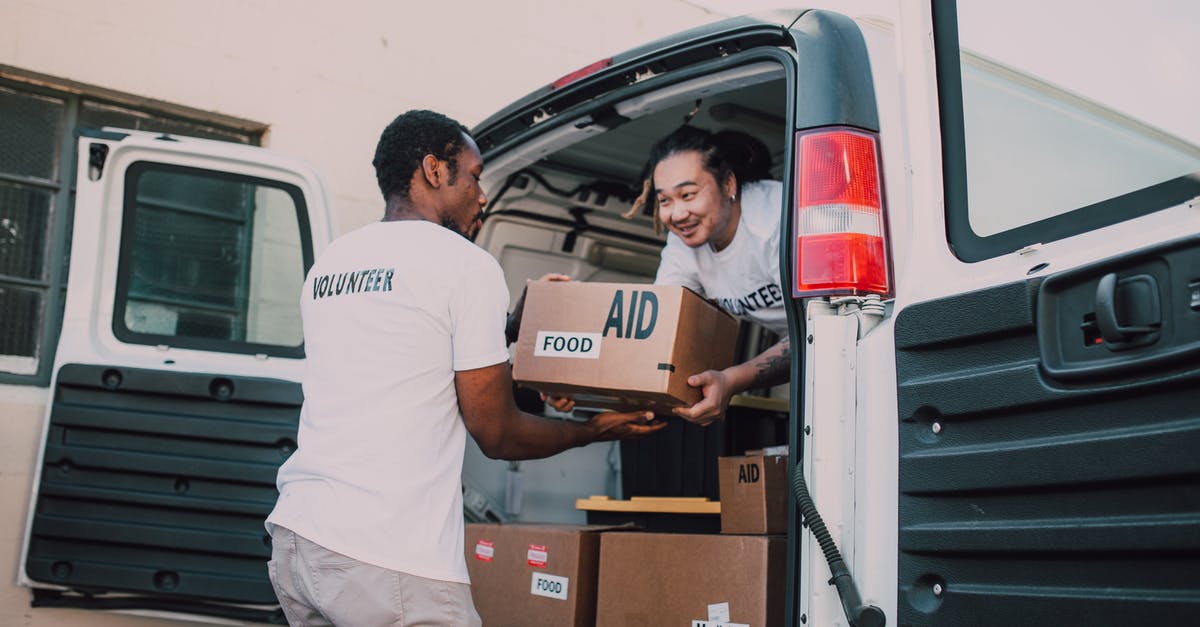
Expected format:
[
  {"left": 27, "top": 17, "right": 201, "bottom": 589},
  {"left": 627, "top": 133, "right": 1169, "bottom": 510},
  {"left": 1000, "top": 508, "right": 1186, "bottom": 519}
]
[
  {"left": 468, "top": 15, "right": 806, "bottom": 524},
  {"left": 18, "top": 130, "right": 331, "bottom": 623},
  {"left": 891, "top": 2, "right": 1200, "bottom": 624},
  {"left": 466, "top": 9, "right": 891, "bottom": 625}
]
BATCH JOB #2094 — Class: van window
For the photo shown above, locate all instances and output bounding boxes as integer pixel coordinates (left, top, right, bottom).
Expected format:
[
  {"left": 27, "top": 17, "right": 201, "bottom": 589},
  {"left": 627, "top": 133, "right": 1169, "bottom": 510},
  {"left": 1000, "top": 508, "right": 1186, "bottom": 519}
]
[
  {"left": 936, "top": 1, "right": 1200, "bottom": 260},
  {"left": 114, "top": 163, "right": 309, "bottom": 356}
]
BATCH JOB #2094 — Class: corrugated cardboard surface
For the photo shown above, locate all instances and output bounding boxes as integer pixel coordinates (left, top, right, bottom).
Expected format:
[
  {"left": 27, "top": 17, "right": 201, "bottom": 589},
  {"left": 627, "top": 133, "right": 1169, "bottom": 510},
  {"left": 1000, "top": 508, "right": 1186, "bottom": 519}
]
[
  {"left": 512, "top": 282, "right": 738, "bottom": 413},
  {"left": 595, "top": 532, "right": 786, "bottom": 627},
  {"left": 465, "top": 523, "right": 624, "bottom": 627},
  {"left": 718, "top": 455, "right": 790, "bottom": 534}
]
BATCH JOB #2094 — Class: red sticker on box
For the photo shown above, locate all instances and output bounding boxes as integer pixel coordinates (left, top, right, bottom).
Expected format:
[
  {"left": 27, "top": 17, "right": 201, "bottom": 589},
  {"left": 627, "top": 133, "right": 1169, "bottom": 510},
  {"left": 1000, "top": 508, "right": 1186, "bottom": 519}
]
[
  {"left": 475, "top": 540, "right": 494, "bottom": 562},
  {"left": 527, "top": 544, "right": 548, "bottom": 568}
]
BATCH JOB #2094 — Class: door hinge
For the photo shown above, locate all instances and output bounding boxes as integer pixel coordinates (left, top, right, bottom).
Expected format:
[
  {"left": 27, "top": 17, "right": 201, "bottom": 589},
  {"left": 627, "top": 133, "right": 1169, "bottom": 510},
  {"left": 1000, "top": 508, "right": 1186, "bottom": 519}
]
[{"left": 87, "top": 143, "right": 109, "bottom": 181}]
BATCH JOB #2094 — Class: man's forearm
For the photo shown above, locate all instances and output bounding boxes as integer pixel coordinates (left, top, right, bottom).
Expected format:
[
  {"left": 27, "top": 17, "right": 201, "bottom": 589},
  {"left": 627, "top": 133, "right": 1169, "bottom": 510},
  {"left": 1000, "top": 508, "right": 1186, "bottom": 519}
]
[
  {"left": 725, "top": 337, "right": 791, "bottom": 395},
  {"left": 752, "top": 336, "right": 791, "bottom": 387},
  {"left": 483, "top": 410, "right": 595, "bottom": 461}
]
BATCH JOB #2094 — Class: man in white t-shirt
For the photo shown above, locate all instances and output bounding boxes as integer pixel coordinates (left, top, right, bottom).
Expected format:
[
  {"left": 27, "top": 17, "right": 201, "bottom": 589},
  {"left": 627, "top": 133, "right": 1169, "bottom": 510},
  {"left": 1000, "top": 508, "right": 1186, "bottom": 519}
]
[
  {"left": 265, "top": 110, "right": 664, "bottom": 627},
  {"left": 633, "top": 126, "right": 791, "bottom": 426},
  {"left": 655, "top": 178, "right": 786, "bottom": 337}
]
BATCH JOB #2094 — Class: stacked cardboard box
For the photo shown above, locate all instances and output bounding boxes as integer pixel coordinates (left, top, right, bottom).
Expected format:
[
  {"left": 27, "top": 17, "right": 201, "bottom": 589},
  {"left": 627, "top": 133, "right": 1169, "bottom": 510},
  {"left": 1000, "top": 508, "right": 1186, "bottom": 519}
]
[
  {"left": 594, "top": 532, "right": 786, "bottom": 626},
  {"left": 464, "top": 523, "right": 622, "bottom": 627},
  {"left": 717, "top": 454, "right": 790, "bottom": 535}
]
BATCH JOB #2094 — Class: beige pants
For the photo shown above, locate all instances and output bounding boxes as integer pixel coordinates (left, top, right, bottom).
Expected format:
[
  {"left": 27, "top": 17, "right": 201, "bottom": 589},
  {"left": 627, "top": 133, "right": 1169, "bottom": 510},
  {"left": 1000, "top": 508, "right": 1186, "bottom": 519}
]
[{"left": 268, "top": 525, "right": 482, "bottom": 627}]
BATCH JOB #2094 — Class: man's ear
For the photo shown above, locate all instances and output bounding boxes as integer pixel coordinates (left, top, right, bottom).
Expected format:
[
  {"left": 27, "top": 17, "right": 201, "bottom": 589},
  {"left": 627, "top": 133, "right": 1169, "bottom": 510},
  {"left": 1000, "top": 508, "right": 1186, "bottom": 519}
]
[
  {"left": 421, "top": 154, "right": 442, "bottom": 188},
  {"left": 724, "top": 172, "right": 739, "bottom": 201}
]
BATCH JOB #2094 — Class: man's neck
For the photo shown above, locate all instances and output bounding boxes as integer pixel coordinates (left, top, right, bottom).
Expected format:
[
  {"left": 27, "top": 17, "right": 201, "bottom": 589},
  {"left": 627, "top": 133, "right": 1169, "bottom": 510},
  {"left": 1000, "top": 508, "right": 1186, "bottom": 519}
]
[{"left": 382, "top": 197, "right": 437, "bottom": 223}]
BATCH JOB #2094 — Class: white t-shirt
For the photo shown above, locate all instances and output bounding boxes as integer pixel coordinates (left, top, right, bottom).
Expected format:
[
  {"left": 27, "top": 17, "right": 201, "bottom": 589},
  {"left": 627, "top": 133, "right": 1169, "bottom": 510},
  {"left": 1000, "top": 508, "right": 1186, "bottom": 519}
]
[
  {"left": 655, "top": 180, "right": 787, "bottom": 335},
  {"left": 267, "top": 219, "right": 510, "bottom": 584}
]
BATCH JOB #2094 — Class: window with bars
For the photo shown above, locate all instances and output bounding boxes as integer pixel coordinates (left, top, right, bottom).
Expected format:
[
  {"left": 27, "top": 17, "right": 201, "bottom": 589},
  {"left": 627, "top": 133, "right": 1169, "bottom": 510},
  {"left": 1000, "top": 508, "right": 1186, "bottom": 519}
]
[{"left": 0, "top": 78, "right": 261, "bottom": 384}]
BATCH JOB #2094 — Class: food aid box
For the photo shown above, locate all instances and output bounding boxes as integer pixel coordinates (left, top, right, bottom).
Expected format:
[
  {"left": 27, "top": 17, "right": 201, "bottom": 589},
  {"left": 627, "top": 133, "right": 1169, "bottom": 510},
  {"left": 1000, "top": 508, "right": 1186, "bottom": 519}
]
[
  {"left": 595, "top": 532, "right": 785, "bottom": 627},
  {"left": 718, "top": 454, "right": 789, "bottom": 534},
  {"left": 465, "top": 523, "right": 627, "bottom": 627},
  {"left": 512, "top": 282, "right": 739, "bottom": 413}
]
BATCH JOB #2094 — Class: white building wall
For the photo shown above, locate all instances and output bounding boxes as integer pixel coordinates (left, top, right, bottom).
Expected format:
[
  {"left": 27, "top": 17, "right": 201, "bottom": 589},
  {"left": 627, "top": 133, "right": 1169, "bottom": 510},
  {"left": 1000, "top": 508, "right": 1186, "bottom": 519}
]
[
  {"left": 1, "top": 0, "right": 719, "bottom": 232},
  {"left": 0, "top": 1, "right": 718, "bottom": 624}
]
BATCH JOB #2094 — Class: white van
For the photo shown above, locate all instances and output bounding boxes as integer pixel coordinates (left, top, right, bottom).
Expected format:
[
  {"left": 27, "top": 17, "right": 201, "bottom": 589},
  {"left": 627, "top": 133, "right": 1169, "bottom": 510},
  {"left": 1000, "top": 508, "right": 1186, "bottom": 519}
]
[{"left": 10, "top": 2, "right": 1198, "bottom": 625}]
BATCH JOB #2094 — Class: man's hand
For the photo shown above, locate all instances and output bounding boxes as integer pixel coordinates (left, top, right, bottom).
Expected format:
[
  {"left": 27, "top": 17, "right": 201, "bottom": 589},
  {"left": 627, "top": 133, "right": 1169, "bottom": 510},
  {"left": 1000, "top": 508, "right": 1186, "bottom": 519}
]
[
  {"left": 523, "top": 274, "right": 576, "bottom": 410},
  {"left": 587, "top": 410, "right": 666, "bottom": 440},
  {"left": 671, "top": 337, "right": 791, "bottom": 427},
  {"left": 671, "top": 369, "right": 732, "bottom": 426},
  {"left": 541, "top": 392, "right": 576, "bottom": 412},
  {"left": 459, "top": 362, "right": 663, "bottom": 460},
  {"left": 515, "top": 274, "right": 571, "bottom": 312}
]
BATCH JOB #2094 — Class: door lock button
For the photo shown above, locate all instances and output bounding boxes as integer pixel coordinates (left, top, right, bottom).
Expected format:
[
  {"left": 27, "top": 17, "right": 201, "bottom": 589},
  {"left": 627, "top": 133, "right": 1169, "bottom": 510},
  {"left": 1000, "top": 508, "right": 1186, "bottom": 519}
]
[{"left": 1190, "top": 280, "right": 1200, "bottom": 311}]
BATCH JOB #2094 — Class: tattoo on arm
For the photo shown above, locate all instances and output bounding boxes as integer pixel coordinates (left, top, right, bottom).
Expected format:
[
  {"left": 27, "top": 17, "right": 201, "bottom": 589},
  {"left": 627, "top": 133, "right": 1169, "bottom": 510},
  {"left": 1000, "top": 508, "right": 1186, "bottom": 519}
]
[{"left": 753, "top": 337, "right": 791, "bottom": 387}]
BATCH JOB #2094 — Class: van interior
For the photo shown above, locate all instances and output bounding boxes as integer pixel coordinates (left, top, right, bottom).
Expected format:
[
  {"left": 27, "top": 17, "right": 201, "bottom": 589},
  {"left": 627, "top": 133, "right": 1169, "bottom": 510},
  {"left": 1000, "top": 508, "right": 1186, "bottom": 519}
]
[
  {"left": 478, "top": 61, "right": 786, "bottom": 295},
  {"left": 463, "top": 60, "right": 792, "bottom": 525}
]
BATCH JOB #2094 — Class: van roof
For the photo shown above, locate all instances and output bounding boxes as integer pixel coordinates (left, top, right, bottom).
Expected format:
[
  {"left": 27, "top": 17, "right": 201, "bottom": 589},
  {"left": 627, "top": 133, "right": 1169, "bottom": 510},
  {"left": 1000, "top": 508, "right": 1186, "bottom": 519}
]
[{"left": 472, "top": 13, "right": 802, "bottom": 155}]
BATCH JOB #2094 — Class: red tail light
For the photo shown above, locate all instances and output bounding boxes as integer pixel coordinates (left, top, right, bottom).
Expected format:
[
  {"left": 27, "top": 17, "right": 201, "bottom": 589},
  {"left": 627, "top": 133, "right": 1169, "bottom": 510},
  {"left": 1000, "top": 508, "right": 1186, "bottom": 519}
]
[
  {"left": 793, "top": 127, "right": 892, "bottom": 298},
  {"left": 551, "top": 58, "right": 613, "bottom": 90}
]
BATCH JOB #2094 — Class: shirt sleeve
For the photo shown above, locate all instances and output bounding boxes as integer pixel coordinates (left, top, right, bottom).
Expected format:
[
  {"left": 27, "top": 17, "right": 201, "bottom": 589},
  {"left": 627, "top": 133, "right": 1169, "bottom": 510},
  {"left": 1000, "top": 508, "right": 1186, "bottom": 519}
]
[
  {"left": 654, "top": 234, "right": 704, "bottom": 294},
  {"left": 450, "top": 251, "right": 512, "bottom": 371}
]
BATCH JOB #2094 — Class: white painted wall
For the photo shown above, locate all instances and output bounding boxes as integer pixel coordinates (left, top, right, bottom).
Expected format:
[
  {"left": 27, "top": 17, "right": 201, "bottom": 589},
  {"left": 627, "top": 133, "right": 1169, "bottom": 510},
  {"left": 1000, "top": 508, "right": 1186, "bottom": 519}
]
[
  {"left": 1, "top": 0, "right": 720, "bottom": 233},
  {"left": 0, "top": 1, "right": 722, "bottom": 624}
]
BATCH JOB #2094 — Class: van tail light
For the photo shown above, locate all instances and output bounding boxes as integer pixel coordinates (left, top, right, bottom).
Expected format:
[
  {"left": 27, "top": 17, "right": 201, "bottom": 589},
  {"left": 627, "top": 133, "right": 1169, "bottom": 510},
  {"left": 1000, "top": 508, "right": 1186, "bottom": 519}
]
[
  {"left": 551, "top": 58, "right": 613, "bottom": 89},
  {"left": 792, "top": 127, "right": 893, "bottom": 298}
]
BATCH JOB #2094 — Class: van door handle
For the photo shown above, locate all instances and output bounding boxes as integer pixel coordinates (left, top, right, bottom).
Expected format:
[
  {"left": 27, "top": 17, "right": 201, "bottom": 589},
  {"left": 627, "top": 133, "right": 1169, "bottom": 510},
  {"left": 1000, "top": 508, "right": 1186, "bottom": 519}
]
[{"left": 1094, "top": 272, "right": 1161, "bottom": 344}]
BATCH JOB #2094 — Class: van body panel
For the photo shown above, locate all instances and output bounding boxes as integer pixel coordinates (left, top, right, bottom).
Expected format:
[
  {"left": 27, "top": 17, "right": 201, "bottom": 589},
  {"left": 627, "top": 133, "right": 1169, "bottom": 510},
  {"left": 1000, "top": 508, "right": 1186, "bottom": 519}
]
[
  {"left": 895, "top": 240, "right": 1200, "bottom": 623},
  {"left": 888, "top": 2, "right": 1200, "bottom": 625}
]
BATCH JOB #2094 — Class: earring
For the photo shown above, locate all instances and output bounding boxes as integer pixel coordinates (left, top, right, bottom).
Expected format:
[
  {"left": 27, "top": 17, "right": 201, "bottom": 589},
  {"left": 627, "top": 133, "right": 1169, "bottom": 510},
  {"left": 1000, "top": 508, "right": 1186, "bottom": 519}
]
[{"left": 729, "top": 194, "right": 736, "bottom": 203}]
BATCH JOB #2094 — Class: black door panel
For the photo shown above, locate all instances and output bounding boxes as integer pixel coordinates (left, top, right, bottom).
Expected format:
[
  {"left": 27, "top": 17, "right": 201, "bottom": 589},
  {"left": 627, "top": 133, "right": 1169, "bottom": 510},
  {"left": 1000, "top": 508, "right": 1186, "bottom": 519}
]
[
  {"left": 895, "top": 238, "right": 1200, "bottom": 625},
  {"left": 25, "top": 363, "right": 299, "bottom": 621}
]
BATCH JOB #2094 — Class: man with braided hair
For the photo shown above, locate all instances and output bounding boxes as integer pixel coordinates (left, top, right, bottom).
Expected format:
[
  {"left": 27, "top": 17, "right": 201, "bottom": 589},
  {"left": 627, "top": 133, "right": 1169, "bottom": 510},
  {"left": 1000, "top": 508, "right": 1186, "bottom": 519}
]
[{"left": 628, "top": 125, "right": 787, "bottom": 426}]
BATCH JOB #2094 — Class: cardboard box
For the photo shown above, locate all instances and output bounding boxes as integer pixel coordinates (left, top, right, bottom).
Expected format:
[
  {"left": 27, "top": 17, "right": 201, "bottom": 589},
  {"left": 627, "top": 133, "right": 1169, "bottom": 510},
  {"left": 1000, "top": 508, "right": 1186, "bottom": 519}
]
[
  {"left": 512, "top": 282, "right": 739, "bottom": 413},
  {"left": 465, "top": 523, "right": 624, "bottom": 627},
  {"left": 595, "top": 532, "right": 786, "bottom": 627},
  {"left": 718, "top": 455, "right": 789, "bottom": 534}
]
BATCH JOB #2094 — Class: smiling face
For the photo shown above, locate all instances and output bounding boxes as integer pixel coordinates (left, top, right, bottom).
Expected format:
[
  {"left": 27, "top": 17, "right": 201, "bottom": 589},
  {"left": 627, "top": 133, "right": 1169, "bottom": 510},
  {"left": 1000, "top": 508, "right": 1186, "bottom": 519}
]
[{"left": 654, "top": 150, "right": 739, "bottom": 251}]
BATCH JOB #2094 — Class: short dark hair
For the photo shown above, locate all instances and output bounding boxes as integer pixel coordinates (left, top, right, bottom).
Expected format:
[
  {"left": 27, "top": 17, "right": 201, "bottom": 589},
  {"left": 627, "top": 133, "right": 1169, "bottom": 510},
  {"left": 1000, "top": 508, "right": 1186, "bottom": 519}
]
[{"left": 373, "top": 110, "right": 471, "bottom": 201}]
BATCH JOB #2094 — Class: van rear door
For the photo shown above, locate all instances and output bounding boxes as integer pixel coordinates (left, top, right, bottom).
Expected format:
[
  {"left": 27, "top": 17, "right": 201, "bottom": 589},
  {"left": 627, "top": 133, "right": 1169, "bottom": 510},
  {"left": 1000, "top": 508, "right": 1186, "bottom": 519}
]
[
  {"left": 18, "top": 130, "right": 331, "bottom": 623},
  {"left": 893, "top": 2, "right": 1200, "bottom": 624}
]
